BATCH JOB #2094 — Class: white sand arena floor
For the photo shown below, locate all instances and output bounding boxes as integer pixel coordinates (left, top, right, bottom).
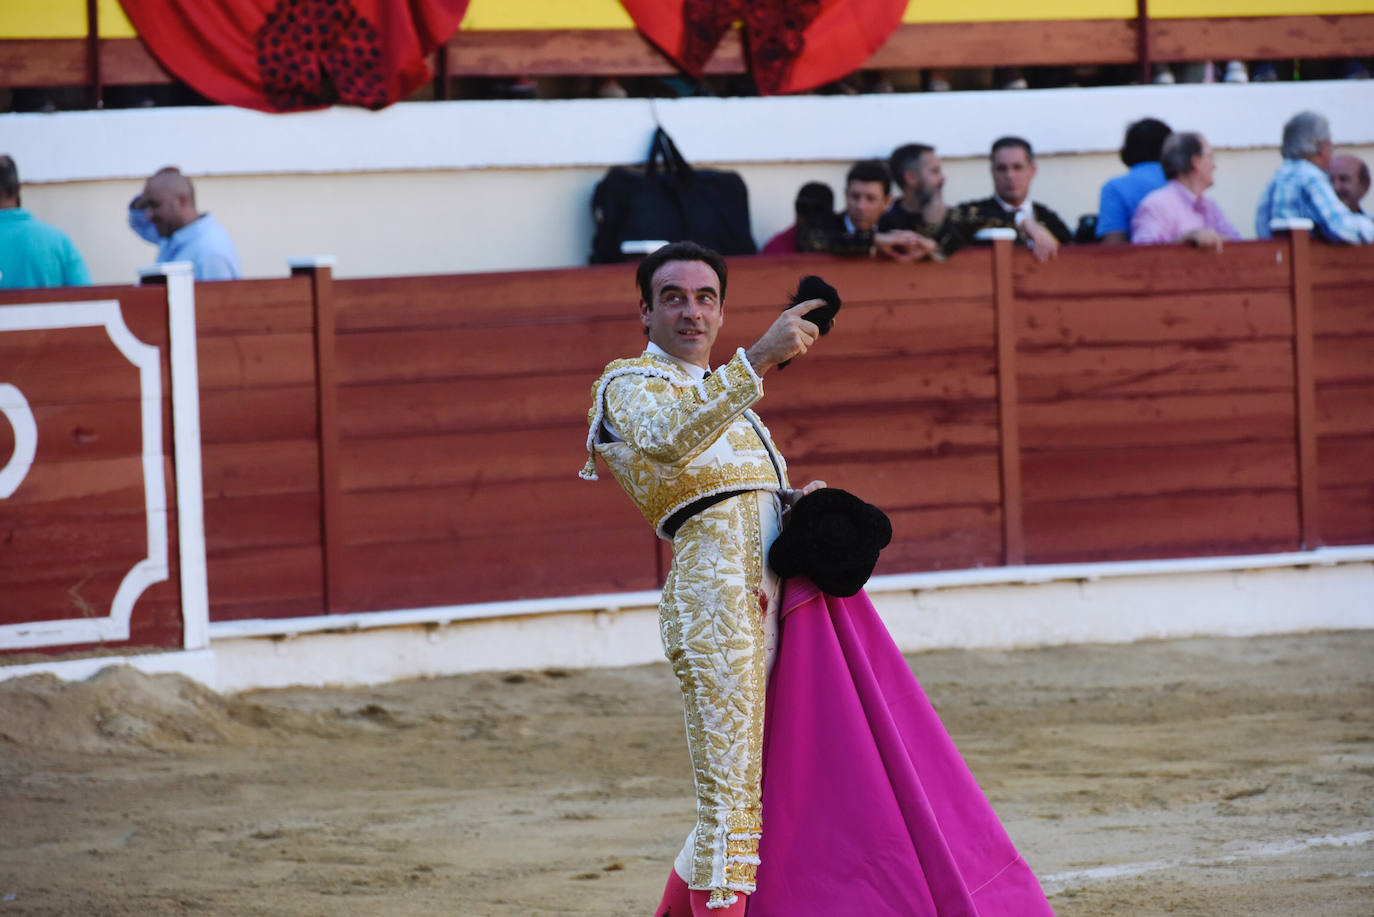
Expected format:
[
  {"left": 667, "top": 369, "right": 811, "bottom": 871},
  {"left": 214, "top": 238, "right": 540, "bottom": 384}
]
[{"left": 2, "top": 629, "right": 1372, "bottom": 915}]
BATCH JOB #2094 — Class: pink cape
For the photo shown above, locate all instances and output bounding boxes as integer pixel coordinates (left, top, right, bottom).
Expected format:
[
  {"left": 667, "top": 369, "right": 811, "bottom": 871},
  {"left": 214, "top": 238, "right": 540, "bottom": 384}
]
[{"left": 749, "top": 579, "right": 1055, "bottom": 916}]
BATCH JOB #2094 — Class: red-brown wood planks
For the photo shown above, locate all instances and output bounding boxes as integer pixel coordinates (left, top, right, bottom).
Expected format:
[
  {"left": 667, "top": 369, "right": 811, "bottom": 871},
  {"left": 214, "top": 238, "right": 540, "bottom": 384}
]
[
  {"left": 1312, "top": 284, "right": 1374, "bottom": 336},
  {"left": 1316, "top": 383, "right": 1374, "bottom": 437},
  {"left": 197, "top": 333, "right": 316, "bottom": 390},
  {"left": 1319, "top": 484, "right": 1374, "bottom": 546},
  {"left": 199, "top": 385, "right": 317, "bottom": 444},
  {"left": 1316, "top": 436, "right": 1374, "bottom": 487},
  {"left": 1, "top": 455, "right": 161, "bottom": 514},
  {"left": 878, "top": 505, "right": 1004, "bottom": 571},
  {"left": 341, "top": 425, "right": 588, "bottom": 491},
  {"left": 205, "top": 545, "right": 323, "bottom": 618},
  {"left": 202, "top": 492, "right": 321, "bottom": 552},
  {"left": 1024, "top": 491, "right": 1300, "bottom": 563},
  {"left": 339, "top": 373, "right": 598, "bottom": 438},
  {"left": 1148, "top": 14, "right": 1374, "bottom": 62},
  {"left": 1022, "top": 440, "right": 1297, "bottom": 503},
  {"left": 334, "top": 524, "right": 660, "bottom": 611},
  {"left": 1017, "top": 291, "right": 1292, "bottom": 346},
  {"left": 1021, "top": 391, "right": 1295, "bottom": 450},
  {"left": 193, "top": 277, "right": 317, "bottom": 335},
  {"left": 6, "top": 19, "right": 1373, "bottom": 88},
  {"left": 1313, "top": 334, "right": 1374, "bottom": 384},
  {"left": 1014, "top": 242, "right": 1289, "bottom": 297},
  {"left": 784, "top": 457, "right": 1001, "bottom": 510},
  {"left": 23, "top": 399, "right": 171, "bottom": 462},
  {"left": 0, "top": 325, "right": 152, "bottom": 405},
  {"left": 3, "top": 574, "right": 179, "bottom": 631},
  {"left": 0, "top": 509, "right": 176, "bottom": 579},
  {"left": 201, "top": 440, "right": 319, "bottom": 499},
  {"left": 338, "top": 477, "right": 647, "bottom": 547},
  {"left": 1311, "top": 243, "right": 1374, "bottom": 283},
  {"left": 1017, "top": 339, "right": 1295, "bottom": 402}
]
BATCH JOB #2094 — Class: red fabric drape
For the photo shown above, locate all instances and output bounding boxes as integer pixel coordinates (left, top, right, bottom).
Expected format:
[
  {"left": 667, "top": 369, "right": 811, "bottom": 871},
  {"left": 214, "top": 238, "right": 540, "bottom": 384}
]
[
  {"left": 118, "top": 0, "right": 469, "bottom": 112},
  {"left": 621, "top": 0, "right": 906, "bottom": 95}
]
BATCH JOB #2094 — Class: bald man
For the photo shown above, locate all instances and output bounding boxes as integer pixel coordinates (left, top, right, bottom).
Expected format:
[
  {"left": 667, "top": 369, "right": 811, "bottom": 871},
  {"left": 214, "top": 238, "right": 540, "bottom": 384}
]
[
  {"left": 1331, "top": 153, "right": 1371, "bottom": 215},
  {"left": 128, "top": 166, "right": 241, "bottom": 280}
]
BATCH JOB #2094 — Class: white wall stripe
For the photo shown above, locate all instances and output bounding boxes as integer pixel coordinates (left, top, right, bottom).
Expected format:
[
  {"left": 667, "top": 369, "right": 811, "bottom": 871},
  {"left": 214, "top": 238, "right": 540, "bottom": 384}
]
[{"left": 6, "top": 81, "right": 1372, "bottom": 183}]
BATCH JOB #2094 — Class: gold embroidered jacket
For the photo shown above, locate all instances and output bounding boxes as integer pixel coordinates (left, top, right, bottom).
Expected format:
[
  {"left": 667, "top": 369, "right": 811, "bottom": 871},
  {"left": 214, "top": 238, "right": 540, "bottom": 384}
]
[{"left": 581, "top": 348, "right": 789, "bottom": 538}]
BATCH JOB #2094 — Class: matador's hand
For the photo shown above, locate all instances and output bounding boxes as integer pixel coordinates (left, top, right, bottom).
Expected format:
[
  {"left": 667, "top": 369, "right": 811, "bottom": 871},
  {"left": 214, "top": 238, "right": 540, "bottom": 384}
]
[
  {"left": 783, "top": 480, "right": 827, "bottom": 511},
  {"left": 746, "top": 301, "right": 822, "bottom": 375}
]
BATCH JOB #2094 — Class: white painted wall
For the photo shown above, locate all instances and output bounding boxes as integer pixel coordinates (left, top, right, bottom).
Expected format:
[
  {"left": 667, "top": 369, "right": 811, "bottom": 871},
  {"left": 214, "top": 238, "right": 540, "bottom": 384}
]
[{"left": 8, "top": 81, "right": 1374, "bottom": 283}]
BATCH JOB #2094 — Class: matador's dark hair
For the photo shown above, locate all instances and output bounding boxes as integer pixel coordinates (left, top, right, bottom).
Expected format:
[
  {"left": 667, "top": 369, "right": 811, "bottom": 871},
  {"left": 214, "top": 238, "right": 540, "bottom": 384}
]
[{"left": 636, "top": 240, "right": 728, "bottom": 307}]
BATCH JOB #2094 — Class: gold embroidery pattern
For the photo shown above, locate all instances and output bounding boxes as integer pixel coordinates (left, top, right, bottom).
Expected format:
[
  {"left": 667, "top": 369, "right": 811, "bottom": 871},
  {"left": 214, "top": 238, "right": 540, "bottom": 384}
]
[
  {"left": 662, "top": 492, "right": 773, "bottom": 899},
  {"left": 585, "top": 350, "right": 784, "bottom": 537}
]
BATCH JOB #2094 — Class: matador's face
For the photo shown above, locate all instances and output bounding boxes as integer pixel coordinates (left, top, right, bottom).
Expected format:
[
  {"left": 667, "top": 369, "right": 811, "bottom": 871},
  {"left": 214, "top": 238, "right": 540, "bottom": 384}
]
[{"left": 640, "top": 259, "right": 724, "bottom": 370}]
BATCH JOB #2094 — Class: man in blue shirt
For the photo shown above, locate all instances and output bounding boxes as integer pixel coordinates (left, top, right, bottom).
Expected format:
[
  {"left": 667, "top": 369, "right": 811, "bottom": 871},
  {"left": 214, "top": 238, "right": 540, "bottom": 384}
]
[
  {"left": 1095, "top": 117, "right": 1171, "bottom": 243},
  {"left": 128, "top": 167, "right": 242, "bottom": 280},
  {"left": 1256, "top": 111, "right": 1374, "bottom": 245},
  {"left": 0, "top": 155, "right": 91, "bottom": 289}
]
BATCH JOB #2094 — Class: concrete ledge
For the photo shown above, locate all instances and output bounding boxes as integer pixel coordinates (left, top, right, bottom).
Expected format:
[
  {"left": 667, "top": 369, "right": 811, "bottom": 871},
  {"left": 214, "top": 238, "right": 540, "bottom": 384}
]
[
  {"left": 199, "top": 557, "right": 1374, "bottom": 692},
  {"left": 7, "top": 555, "right": 1371, "bottom": 692}
]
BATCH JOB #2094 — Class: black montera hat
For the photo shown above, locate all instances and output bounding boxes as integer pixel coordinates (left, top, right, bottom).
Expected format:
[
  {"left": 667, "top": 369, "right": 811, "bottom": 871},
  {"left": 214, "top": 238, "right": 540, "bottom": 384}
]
[{"left": 768, "top": 488, "right": 893, "bottom": 597}]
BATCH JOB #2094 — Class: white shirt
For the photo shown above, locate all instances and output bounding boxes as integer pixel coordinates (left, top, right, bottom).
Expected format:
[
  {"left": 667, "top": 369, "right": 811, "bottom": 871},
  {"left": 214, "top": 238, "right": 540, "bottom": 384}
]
[{"left": 993, "top": 193, "right": 1035, "bottom": 226}]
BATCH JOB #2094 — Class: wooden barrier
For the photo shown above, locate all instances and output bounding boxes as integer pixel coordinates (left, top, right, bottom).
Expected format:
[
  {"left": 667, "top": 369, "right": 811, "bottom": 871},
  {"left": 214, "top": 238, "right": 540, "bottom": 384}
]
[{"left": 2, "top": 234, "right": 1371, "bottom": 653}]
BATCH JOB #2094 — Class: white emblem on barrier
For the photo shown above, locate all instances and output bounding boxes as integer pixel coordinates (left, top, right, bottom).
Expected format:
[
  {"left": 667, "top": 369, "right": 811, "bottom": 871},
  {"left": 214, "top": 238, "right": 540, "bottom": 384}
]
[
  {"left": 0, "top": 301, "right": 167, "bottom": 650},
  {"left": 0, "top": 383, "right": 36, "bottom": 498}
]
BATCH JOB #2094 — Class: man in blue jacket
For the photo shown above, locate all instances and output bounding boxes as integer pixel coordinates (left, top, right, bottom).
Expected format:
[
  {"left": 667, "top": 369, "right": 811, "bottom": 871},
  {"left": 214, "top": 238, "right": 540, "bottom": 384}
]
[{"left": 128, "top": 166, "right": 242, "bottom": 280}]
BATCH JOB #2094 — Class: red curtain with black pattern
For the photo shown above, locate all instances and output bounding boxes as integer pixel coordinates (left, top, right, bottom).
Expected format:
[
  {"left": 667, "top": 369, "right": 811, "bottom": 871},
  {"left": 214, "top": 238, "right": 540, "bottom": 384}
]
[
  {"left": 621, "top": 0, "right": 907, "bottom": 95},
  {"left": 118, "top": 0, "right": 469, "bottom": 112}
]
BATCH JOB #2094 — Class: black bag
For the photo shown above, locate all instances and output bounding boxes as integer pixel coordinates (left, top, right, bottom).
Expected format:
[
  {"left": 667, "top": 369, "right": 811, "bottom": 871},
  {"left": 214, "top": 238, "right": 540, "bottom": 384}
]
[{"left": 589, "top": 127, "right": 757, "bottom": 264}]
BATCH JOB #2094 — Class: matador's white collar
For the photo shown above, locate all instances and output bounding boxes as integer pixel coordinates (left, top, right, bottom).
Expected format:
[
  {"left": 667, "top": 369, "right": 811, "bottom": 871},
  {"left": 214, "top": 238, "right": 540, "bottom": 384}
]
[{"left": 646, "top": 341, "right": 709, "bottom": 381}]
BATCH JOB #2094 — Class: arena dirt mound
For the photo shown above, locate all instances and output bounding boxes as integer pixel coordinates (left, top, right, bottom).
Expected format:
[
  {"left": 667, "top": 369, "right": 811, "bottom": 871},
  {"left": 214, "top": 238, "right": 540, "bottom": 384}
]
[{"left": 0, "top": 665, "right": 333, "bottom": 753}]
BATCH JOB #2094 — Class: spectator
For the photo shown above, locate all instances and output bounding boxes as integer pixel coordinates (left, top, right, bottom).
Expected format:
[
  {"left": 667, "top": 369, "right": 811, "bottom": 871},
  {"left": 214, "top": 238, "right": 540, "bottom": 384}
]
[
  {"left": 1256, "top": 112, "right": 1374, "bottom": 244},
  {"left": 1329, "top": 153, "right": 1370, "bottom": 215},
  {"left": 879, "top": 143, "right": 970, "bottom": 258},
  {"left": 1130, "top": 132, "right": 1240, "bottom": 251},
  {"left": 955, "top": 136, "right": 1073, "bottom": 262},
  {"left": 1096, "top": 117, "right": 1171, "bottom": 243},
  {"left": 795, "top": 160, "right": 933, "bottom": 261},
  {"left": 0, "top": 155, "right": 91, "bottom": 289},
  {"left": 128, "top": 167, "right": 242, "bottom": 279},
  {"left": 762, "top": 182, "right": 834, "bottom": 254}
]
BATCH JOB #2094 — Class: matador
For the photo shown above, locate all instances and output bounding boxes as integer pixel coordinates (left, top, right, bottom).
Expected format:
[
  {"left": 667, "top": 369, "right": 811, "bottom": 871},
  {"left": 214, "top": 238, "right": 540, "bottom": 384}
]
[{"left": 580, "top": 242, "right": 826, "bottom": 915}]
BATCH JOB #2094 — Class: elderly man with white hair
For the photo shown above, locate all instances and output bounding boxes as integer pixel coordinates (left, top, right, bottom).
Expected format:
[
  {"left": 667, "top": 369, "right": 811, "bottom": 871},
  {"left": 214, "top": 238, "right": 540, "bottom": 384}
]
[{"left": 1256, "top": 111, "right": 1374, "bottom": 244}]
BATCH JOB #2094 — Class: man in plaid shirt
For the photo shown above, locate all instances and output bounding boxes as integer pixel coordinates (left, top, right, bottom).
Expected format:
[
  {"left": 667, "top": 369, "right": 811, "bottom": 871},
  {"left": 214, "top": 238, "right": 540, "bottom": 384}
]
[{"left": 1256, "top": 111, "right": 1374, "bottom": 244}]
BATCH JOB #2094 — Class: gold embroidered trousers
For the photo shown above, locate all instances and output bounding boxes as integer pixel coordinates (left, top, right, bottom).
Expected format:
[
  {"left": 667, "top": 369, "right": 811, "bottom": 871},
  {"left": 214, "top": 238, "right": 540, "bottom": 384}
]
[{"left": 663, "top": 489, "right": 783, "bottom": 909}]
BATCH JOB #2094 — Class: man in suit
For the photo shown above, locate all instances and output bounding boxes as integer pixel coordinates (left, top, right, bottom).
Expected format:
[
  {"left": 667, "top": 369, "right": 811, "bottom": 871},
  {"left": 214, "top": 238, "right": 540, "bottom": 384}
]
[{"left": 955, "top": 136, "right": 1073, "bottom": 262}]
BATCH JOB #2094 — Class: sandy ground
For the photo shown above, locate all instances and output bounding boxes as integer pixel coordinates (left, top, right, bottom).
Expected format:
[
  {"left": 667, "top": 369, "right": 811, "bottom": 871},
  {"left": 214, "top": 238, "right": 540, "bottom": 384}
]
[{"left": 2, "top": 630, "right": 1372, "bottom": 917}]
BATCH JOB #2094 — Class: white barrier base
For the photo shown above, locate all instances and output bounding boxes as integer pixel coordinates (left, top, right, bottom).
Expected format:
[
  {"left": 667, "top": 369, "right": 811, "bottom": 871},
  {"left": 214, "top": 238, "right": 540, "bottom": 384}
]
[{"left": 4, "top": 559, "right": 1371, "bottom": 693}]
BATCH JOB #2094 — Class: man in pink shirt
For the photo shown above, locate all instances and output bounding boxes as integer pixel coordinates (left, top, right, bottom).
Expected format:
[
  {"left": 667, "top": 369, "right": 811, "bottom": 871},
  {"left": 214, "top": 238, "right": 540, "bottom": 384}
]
[{"left": 1131, "top": 131, "right": 1241, "bottom": 251}]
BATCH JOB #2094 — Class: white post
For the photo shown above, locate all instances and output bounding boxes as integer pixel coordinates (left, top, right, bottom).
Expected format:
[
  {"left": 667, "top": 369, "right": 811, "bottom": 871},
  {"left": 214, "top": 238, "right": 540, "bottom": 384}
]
[{"left": 140, "top": 261, "right": 210, "bottom": 650}]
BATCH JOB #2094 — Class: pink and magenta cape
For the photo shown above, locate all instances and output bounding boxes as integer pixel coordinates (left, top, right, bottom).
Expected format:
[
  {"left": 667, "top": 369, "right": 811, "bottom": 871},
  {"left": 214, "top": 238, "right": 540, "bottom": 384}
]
[{"left": 750, "top": 578, "right": 1055, "bottom": 916}]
